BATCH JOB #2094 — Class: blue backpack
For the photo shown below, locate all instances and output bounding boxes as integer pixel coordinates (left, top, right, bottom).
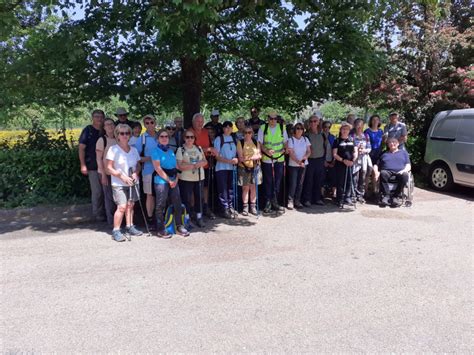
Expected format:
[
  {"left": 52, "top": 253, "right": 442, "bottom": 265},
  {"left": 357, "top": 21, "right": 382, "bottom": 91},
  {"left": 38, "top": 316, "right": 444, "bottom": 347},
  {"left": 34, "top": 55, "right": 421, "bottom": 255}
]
[{"left": 164, "top": 203, "right": 192, "bottom": 235}]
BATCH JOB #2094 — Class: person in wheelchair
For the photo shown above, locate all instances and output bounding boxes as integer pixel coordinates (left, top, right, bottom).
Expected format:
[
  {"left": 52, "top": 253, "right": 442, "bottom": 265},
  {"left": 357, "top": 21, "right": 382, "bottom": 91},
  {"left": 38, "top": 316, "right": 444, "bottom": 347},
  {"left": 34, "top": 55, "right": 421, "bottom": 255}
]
[{"left": 377, "top": 137, "right": 411, "bottom": 207}]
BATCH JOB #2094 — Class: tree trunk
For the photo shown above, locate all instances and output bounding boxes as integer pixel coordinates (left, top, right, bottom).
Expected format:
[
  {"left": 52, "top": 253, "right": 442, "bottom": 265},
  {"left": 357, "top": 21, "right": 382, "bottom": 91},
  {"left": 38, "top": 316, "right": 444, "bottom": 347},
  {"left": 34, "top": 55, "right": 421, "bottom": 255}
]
[{"left": 181, "top": 56, "right": 205, "bottom": 128}]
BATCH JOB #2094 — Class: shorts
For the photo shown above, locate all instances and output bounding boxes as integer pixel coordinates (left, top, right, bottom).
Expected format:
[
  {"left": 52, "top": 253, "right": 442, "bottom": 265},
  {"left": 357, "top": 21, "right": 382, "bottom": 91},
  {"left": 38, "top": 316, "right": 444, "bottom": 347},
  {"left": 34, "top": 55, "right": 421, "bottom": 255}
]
[
  {"left": 142, "top": 174, "right": 153, "bottom": 194},
  {"left": 238, "top": 166, "right": 262, "bottom": 186},
  {"left": 112, "top": 185, "right": 140, "bottom": 205}
]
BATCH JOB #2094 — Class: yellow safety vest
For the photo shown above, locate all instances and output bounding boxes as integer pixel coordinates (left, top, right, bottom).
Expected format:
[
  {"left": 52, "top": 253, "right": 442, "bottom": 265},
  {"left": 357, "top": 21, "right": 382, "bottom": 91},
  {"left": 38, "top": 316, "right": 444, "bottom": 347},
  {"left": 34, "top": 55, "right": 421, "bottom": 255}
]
[{"left": 262, "top": 124, "right": 285, "bottom": 163}]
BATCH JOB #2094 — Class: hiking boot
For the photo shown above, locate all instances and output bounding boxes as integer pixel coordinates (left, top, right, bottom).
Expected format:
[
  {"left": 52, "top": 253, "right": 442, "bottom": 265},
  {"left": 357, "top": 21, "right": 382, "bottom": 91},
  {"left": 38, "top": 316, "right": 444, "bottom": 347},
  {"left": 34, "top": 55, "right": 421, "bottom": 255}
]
[
  {"left": 263, "top": 201, "right": 272, "bottom": 214},
  {"left": 314, "top": 200, "right": 325, "bottom": 206},
  {"left": 125, "top": 225, "right": 143, "bottom": 236},
  {"left": 249, "top": 203, "right": 258, "bottom": 215},
  {"left": 205, "top": 209, "right": 216, "bottom": 220},
  {"left": 287, "top": 200, "right": 294, "bottom": 210},
  {"left": 303, "top": 201, "right": 311, "bottom": 208},
  {"left": 380, "top": 195, "right": 390, "bottom": 207},
  {"left": 156, "top": 230, "right": 172, "bottom": 239},
  {"left": 294, "top": 200, "right": 304, "bottom": 209},
  {"left": 271, "top": 199, "right": 285, "bottom": 212},
  {"left": 176, "top": 225, "right": 190, "bottom": 237},
  {"left": 194, "top": 218, "right": 205, "bottom": 228},
  {"left": 112, "top": 229, "right": 126, "bottom": 242},
  {"left": 222, "top": 208, "right": 233, "bottom": 219},
  {"left": 241, "top": 203, "right": 249, "bottom": 216}
]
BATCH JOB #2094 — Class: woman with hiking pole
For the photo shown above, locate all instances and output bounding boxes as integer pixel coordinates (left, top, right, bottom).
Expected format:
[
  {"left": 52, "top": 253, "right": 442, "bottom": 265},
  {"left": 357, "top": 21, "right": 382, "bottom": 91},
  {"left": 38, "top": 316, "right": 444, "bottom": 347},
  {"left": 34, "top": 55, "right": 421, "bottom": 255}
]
[
  {"left": 236, "top": 126, "right": 262, "bottom": 216},
  {"left": 106, "top": 123, "right": 143, "bottom": 242},
  {"left": 176, "top": 129, "right": 207, "bottom": 228},
  {"left": 332, "top": 122, "right": 358, "bottom": 208}
]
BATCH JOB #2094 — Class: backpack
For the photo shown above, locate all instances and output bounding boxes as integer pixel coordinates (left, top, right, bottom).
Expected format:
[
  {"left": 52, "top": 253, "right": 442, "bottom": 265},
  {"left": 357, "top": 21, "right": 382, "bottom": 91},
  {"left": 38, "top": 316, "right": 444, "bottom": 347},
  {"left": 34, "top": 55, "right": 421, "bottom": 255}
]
[
  {"left": 216, "top": 133, "right": 237, "bottom": 154},
  {"left": 164, "top": 203, "right": 192, "bottom": 235}
]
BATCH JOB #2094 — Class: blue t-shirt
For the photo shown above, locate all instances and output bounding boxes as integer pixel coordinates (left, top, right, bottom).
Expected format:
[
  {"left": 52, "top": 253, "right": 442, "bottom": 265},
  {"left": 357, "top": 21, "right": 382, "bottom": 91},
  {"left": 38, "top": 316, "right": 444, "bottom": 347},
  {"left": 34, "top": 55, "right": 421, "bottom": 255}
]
[
  {"left": 135, "top": 132, "right": 158, "bottom": 176},
  {"left": 79, "top": 125, "right": 102, "bottom": 170},
  {"left": 378, "top": 150, "right": 410, "bottom": 172},
  {"left": 327, "top": 133, "right": 336, "bottom": 147},
  {"left": 214, "top": 135, "right": 237, "bottom": 171},
  {"left": 364, "top": 128, "right": 384, "bottom": 151},
  {"left": 151, "top": 146, "right": 177, "bottom": 184}
]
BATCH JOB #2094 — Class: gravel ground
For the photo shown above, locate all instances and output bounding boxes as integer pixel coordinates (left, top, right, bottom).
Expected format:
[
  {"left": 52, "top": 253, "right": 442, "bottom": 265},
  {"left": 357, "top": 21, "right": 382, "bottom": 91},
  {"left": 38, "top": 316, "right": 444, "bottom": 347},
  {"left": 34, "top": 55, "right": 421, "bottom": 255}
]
[{"left": 1, "top": 187, "right": 473, "bottom": 353}]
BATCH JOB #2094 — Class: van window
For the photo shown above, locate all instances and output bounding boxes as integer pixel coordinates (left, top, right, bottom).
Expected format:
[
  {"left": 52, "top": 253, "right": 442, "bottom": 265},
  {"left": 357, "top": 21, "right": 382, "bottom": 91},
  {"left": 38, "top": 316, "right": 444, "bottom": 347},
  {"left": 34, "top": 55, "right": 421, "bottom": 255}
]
[
  {"left": 432, "top": 115, "right": 461, "bottom": 139},
  {"left": 456, "top": 115, "right": 474, "bottom": 143}
]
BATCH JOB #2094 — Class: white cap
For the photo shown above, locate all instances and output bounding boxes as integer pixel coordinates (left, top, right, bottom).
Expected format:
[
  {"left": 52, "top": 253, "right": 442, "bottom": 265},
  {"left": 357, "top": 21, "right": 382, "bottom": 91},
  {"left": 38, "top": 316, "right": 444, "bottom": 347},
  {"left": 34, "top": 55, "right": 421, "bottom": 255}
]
[{"left": 211, "top": 109, "right": 220, "bottom": 116}]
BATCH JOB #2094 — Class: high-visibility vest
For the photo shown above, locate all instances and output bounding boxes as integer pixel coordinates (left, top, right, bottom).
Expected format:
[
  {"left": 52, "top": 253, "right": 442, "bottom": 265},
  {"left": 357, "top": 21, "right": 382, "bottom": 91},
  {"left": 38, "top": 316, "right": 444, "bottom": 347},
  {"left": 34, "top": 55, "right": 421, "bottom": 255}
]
[{"left": 262, "top": 124, "right": 285, "bottom": 163}]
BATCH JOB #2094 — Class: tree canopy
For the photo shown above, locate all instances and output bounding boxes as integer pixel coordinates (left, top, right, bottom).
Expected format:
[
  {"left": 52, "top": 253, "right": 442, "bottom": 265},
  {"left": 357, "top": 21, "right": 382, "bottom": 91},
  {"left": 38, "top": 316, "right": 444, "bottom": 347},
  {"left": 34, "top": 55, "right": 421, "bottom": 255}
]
[{"left": 1, "top": 0, "right": 385, "bottom": 126}]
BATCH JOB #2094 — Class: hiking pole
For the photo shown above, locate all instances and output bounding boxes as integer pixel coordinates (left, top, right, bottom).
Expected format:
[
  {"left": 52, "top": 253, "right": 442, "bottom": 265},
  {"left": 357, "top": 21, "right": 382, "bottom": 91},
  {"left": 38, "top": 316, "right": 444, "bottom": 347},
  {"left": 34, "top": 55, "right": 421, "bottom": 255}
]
[
  {"left": 198, "top": 164, "right": 203, "bottom": 222},
  {"left": 133, "top": 179, "right": 151, "bottom": 237},
  {"left": 341, "top": 164, "right": 348, "bottom": 209},
  {"left": 126, "top": 168, "right": 135, "bottom": 241},
  {"left": 350, "top": 166, "right": 357, "bottom": 209},
  {"left": 233, "top": 165, "right": 238, "bottom": 219},
  {"left": 254, "top": 164, "right": 260, "bottom": 219},
  {"left": 282, "top": 159, "right": 287, "bottom": 208},
  {"left": 210, "top": 156, "right": 215, "bottom": 214}
]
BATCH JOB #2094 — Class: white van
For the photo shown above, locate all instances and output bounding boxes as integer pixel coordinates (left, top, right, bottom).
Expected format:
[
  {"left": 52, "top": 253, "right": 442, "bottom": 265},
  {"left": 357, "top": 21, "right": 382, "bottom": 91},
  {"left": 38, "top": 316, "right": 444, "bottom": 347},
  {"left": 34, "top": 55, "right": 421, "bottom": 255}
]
[{"left": 424, "top": 108, "right": 474, "bottom": 191}]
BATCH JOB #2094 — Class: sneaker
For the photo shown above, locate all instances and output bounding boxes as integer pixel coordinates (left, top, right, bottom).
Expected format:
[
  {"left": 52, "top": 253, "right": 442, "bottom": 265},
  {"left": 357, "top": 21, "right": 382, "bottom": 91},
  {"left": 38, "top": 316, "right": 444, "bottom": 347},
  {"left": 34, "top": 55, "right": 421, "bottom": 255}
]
[
  {"left": 241, "top": 203, "right": 249, "bottom": 216},
  {"left": 287, "top": 200, "right": 294, "bottom": 210},
  {"left": 294, "top": 200, "right": 304, "bottom": 209},
  {"left": 380, "top": 195, "right": 390, "bottom": 207},
  {"left": 194, "top": 218, "right": 205, "bottom": 228},
  {"left": 112, "top": 229, "right": 126, "bottom": 242},
  {"left": 156, "top": 230, "right": 172, "bottom": 239},
  {"left": 303, "top": 201, "right": 312, "bottom": 208},
  {"left": 357, "top": 196, "right": 366, "bottom": 204},
  {"left": 391, "top": 196, "right": 403, "bottom": 207},
  {"left": 344, "top": 199, "right": 354, "bottom": 206},
  {"left": 249, "top": 203, "right": 258, "bottom": 215},
  {"left": 176, "top": 225, "right": 190, "bottom": 237},
  {"left": 263, "top": 201, "right": 272, "bottom": 214},
  {"left": 125, "top": 225, "right": 143, "bottom": 236},
  {"left": 314, "top": 200, "right": 325, "bottom": 206}
]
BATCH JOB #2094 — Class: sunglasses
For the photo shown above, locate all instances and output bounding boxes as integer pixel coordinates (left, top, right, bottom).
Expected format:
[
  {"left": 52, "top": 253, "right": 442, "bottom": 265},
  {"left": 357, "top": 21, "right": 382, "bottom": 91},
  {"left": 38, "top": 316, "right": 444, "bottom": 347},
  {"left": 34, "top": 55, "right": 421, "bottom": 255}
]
[
  {"left": 159, "top": 135, "right": 169, "bottom": 138},
  {"left": 185, "top": 135, "right": 195, "bottom": 139},
  {"left": 118, "top": 114, "right": 127, "bottom": 117},
  {"left": 145, "top": 121, "right": 155, "bottom": 125},
  {"left": 323, "top": 126, "right": 330, "bottom": 129},
  {"left": 268, "top": 117, "right": 277, "bottom": 121},
  {"left": 166, "top": 127, "right": 176, "bottom": 130},
  {"left": 245, "top": 131, "right": 253, "bottom": 134},
  {"left": 295, "top": 127, "right": 304, "bottom": 130},
  {"left": 119, "top": 132, "right": 130, "bottom": 136}
]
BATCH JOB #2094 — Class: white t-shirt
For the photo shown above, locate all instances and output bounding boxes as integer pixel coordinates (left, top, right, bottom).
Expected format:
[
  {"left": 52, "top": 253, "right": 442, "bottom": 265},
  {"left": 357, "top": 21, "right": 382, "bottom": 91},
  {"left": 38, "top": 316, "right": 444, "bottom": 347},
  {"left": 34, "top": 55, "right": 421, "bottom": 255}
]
[
  {"left": 106, "top": 145, "right": 141, "bottom": 186},
  {"left": 287, "top": 136, "right": 311, "bottom": 167}
]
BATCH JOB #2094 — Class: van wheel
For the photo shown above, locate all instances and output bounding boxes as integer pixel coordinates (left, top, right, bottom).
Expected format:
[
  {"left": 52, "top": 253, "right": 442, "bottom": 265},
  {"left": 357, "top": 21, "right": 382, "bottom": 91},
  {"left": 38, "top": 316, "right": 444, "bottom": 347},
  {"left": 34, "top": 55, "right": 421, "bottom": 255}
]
[{"left": 429, "top": 163, "right": 454, "bottom": 191}]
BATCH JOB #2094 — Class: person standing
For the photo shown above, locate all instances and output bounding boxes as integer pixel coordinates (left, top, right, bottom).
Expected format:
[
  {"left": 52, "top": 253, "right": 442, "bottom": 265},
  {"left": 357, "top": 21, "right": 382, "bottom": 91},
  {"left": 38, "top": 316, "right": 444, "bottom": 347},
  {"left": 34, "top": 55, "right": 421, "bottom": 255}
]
[
  {"left": 114, "top": 107, "right": 133, "bottom": 128},
  {"left": 96, "top": 118, "right": 116, "bottom": 226},
  {"left": 214, "top": 121, "right": 239, "bottom": 219},
  {"left": 105, "top": 124, "right": 143, "bottom": 242},
  {"left": 135, "top": 114, "right": 158, "bottom": 227},
  {"left": 332, "top": 123, "right": 358, "bottom": 207},
  {"left": 351, "top": 118, "right": 372, "bottom": 203},
  {"left": 176, "top": 129, "right": 207, "bottom": 227},
  {"left": 79, "top": 109, "right": 105, "bottom": 222},
  {"left": 302, "top": 114, "right": 332, "bottom": 207},
  {"left": 383, "top": 112, "right": 408, "bottom": 150},
  {"left": 204, "top": 109, "right": 223, "bottom": 137},
  {"left": 246, "top": 106, "right": 265, "bottom": 138},
  {"left": 191, "top": 112, "right": 217, "bottom": 219},
  {"left": 152, "top": 129, "right": 190, "bottom": 238},
  {"left": 174, "top": 116, "right": 185, "bottom": 147},
  {"left": 258, "top": 112, "right": 287, "bottom": 213},
  {"left": 236, "top": 127, "right": 262, "bottom": 216},
  {"left": 235, "top": 116, "right": 246, "bottom": 140},
  {"left": 287, "top": 123, "right": 311, "bottom": 209}
]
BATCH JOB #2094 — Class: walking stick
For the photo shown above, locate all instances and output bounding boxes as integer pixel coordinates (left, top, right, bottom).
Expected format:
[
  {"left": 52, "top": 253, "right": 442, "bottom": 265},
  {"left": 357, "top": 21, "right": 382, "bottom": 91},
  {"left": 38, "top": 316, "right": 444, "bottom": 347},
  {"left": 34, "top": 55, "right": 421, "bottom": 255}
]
[
  {"left": 350, "top": 165, "right": 357, "bottom": 209},
  {"left": 341, "top": 164, "right": 348, "bottom": 209},
  {"left": 198, "top": 164, "right": 203, "bottom": 222},
  {"left": 254, "top": 164, "right": 260, "bottom": 219},
  {"left": 233, "top": 165, "right": 238, "bottom": 219}
]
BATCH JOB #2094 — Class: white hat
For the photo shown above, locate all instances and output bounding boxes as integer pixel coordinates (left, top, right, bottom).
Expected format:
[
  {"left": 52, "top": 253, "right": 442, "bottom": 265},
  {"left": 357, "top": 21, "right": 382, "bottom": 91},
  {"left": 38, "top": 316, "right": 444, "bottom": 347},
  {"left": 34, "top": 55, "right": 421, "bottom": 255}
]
[{"left": 211, "top": 109, "right": 220, "bottom": 116}]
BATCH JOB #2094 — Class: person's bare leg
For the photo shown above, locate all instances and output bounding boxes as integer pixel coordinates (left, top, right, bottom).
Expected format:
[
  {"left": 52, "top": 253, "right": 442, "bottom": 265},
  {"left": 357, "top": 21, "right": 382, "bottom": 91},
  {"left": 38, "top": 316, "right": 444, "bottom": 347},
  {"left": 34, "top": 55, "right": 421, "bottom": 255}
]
[
  {"left": 242, "top": 185, "right": 250, "bottom": 204},
  {"left": 114, "top": 204, "right": 126, "bottom": 229}
]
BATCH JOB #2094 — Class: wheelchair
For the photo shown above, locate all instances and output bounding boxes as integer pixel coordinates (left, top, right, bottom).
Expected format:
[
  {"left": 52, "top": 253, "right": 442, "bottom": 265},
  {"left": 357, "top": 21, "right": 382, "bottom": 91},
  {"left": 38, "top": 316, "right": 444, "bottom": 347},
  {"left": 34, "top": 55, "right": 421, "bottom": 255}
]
[{"left": 379, "top": 170, "right": 414, "bottom": 207}]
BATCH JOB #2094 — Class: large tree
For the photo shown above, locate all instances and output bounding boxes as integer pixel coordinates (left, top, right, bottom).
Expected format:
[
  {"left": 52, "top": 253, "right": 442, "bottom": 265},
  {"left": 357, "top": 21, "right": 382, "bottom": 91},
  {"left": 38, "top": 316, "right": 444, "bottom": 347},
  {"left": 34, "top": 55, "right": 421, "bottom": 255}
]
[{"left": 1, "top": 1, "right": 384, "bottom": 127}]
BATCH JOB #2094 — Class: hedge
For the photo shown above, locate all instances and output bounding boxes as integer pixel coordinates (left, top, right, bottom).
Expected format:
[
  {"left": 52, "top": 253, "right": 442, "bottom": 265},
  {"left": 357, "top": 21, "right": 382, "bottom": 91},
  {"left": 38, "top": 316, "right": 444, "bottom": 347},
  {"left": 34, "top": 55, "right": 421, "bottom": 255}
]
[{"left": 0, "top": 148, "right": 90, "bottom": 208}]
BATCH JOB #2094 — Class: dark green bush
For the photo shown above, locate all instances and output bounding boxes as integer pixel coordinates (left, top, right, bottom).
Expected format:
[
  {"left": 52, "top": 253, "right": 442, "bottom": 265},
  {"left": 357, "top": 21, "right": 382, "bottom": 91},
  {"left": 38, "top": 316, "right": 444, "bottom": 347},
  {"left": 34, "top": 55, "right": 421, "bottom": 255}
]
[{"left": 0, "top": 148, "right": 89, "bottom": 208}]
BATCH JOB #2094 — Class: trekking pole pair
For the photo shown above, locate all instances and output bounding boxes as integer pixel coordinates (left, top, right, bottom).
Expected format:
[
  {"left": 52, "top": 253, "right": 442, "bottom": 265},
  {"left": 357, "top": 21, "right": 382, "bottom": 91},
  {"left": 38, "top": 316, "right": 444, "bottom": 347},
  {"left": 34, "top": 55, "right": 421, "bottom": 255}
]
[{"left": 128, "top": 168, "right": 152, "bottom": 236}]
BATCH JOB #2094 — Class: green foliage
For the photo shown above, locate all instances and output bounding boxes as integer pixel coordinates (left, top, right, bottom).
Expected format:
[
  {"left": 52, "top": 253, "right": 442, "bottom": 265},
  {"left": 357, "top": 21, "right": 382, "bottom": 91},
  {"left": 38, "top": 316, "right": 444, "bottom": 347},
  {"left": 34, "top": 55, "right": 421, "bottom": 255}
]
[{"left": 0, "top": 148, "right": 89, "bottom": 209}]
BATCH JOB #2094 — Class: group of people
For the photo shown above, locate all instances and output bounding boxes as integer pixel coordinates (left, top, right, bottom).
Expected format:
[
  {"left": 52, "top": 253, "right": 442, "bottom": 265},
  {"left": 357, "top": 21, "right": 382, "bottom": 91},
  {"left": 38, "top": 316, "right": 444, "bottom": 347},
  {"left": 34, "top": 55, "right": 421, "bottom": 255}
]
[{"left": 79, "top": 107, "right": 411, "bottom": 242}]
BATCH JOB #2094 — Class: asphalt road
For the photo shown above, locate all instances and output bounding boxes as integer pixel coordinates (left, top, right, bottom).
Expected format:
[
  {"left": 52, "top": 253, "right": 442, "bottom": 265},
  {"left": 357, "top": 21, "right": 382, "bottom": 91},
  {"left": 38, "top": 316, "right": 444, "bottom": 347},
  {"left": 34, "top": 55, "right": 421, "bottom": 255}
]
[{"left": 1, "top": 188, "right": 473, "bottom": 353}]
